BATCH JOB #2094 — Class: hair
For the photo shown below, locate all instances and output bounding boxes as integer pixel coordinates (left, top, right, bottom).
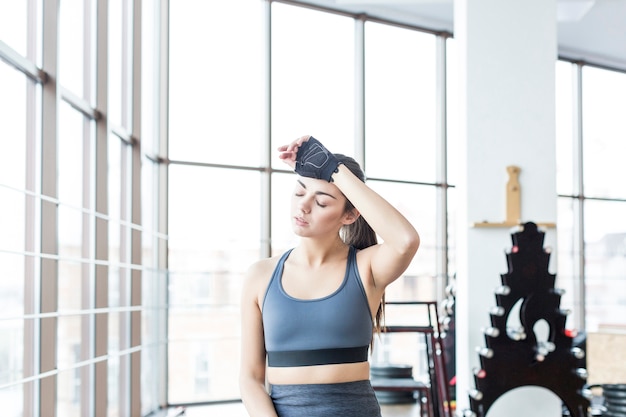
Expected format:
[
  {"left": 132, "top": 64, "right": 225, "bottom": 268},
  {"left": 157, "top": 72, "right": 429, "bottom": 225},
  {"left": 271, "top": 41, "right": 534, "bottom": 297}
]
[{"left": 334, "top": 154, "right": 386, "bottom": 342}]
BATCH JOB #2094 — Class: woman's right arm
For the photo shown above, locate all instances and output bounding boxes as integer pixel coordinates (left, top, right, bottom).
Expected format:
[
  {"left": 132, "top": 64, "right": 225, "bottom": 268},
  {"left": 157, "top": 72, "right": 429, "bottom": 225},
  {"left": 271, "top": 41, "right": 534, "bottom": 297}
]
[{"left": 239, "top": 261, "right": 278, "bottom": 417}]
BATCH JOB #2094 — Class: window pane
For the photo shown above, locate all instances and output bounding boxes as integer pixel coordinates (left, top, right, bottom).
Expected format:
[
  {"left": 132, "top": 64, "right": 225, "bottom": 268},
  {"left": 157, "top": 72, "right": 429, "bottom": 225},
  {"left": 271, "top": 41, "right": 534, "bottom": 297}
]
[
  {"left": 141, "top": 0, "right": 158, "bottom": 156},
  {"left": 555, "top": 60, "right": 575, "bottom": 196},
  {"left": 0, "top": 384, "right": 23, "bottom": 417},
  {"left": 58, "top": 261, "right": 83, "bottom": 311},
  {"left": 584, "top": 200, "right": 626, "bottom": 332},
  {"left": 168, "top": 165, "right": 261, "bottom": 402},
  {"left": 168, "top": 0, "right": 264, "bottom": 166},
  {"left": 365, "top": 23, "right": 437, "bottom": 182},
  {"left": 141, "top": 271, "right": 166, "bottom": 415},
  {"left": 108, "top": 0, "right": 129, "bottom": 129},
  {"left": 0, "top": 187, "right": 26, "bottom": 253},
  {"left": 58, "top": 103, "right": 86, "bottom": 261},
  {"left": 368, "top": 181, "right": 438, "bottom": 301},
  {"left": 141, "top": 157, "right": 156, "bottom": 268},
  {"left": 0, "top": 254, "right": 25, "bottom": 389},
  {"left": 58, "top": 102, "right": 85, "bottom": 208},
  {"left": 59, "top": 0, "right": 85, "bottom": 97},
  {"left": 0, "top": 63, "right": 27, "bottom": 191},
  {"left": 582, "top": 66, "right": 626, "bottom": 199},
  {"left": 107, "top": 354, "right": 120, "bottom": 417},
  {"left": 0, "top": 1, "right": 28, "bottom": 57},
  {"left": 56, "top": 318, "right": 82, "bottom": 417},
  {"left": 271, "top": 3, "right": 355, "bottom": 167},
  {"left": 108, "top": 136, "right": 132, "bottom": 311}
]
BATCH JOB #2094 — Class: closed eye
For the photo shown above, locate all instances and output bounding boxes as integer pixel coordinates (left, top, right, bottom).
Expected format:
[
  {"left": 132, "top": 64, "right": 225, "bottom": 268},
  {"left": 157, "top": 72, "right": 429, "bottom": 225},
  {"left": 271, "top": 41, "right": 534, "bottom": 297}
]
[
  {"left": 294, "top": 179, "right": 336, "bottom": 208},
  {"left": 294, "top": 193, "right": 326, "bottom": 207}
]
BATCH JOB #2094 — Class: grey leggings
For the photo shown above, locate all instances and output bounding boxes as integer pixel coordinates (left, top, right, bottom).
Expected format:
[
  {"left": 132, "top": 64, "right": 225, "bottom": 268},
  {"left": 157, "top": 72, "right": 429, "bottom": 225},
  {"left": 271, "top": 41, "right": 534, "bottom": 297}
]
[{"left": 270, "top": 380, "right": 382, "bottom": 417}]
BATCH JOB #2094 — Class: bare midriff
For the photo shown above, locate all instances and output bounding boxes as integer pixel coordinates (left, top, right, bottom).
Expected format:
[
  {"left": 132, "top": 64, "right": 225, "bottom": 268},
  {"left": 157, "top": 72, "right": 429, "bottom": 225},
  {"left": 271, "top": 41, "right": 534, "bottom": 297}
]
[{"left": 267, "top": 361, "right": 370, "bottom": 385}]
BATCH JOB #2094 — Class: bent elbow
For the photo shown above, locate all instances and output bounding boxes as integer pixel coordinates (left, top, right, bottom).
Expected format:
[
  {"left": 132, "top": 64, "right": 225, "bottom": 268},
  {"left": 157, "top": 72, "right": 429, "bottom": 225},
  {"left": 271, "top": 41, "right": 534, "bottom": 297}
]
[
  {"left": 410, "top": 232, "right": 421, "bottom": 255},
  {"left": 400, "top": 231, "right": 420, "bottom": 258}
]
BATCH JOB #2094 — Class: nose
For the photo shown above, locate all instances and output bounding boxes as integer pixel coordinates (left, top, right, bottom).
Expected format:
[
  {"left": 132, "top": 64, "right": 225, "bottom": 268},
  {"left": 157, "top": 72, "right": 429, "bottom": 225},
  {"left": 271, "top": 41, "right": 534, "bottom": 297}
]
[{"left": 298, "top": 196, "right": 312, "bottom": 214}]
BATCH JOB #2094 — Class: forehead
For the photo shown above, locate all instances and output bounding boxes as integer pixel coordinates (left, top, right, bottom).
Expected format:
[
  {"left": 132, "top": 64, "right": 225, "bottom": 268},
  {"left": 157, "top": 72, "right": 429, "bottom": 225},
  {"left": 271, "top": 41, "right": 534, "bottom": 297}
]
[{"left": 295, "top": 177, "right": 341, "bottom": 198}]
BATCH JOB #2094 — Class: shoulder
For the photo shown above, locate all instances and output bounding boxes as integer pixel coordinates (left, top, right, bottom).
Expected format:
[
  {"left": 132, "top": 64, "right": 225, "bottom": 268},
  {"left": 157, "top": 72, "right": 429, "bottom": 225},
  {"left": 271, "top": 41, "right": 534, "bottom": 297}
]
[
  {"left": 242, "top": 254, "right": 283, "bottom": 300},
  {"left": 245, "top": 255, "right": 281, "bottom": 280}
]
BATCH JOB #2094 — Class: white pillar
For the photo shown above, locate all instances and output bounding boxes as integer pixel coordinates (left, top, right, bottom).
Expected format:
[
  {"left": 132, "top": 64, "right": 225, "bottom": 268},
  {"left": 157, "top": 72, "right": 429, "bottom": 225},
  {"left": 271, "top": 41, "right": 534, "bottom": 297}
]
[{"left": 454, "top": 0, "right": 559, "bottom": 415}]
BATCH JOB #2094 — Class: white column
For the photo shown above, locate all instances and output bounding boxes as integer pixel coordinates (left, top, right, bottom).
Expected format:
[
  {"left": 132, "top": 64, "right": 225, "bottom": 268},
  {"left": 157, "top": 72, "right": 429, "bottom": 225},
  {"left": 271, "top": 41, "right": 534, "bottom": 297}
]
[{"left": 454, "top": 0, "right": 559, "bottom": 415}]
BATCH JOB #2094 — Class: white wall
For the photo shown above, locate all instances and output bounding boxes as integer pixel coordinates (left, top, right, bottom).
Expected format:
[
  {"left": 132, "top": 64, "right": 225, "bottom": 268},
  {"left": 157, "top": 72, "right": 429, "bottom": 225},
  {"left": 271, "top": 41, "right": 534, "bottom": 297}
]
[{"left": 454, "top": 0, "right": 559, "bottom": 415}]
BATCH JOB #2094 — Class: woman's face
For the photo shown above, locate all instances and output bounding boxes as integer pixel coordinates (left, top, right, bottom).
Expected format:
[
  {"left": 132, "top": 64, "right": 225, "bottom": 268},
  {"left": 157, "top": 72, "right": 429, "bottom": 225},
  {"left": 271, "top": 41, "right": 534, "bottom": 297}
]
[{"left": 290, "top": 177, "right": 351, "bottom": 238}]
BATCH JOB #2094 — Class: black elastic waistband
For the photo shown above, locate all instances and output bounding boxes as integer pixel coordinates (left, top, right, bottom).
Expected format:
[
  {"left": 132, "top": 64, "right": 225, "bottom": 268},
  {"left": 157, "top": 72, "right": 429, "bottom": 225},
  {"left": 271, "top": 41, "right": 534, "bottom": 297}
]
[{"left": 267, "top": 346, "right": 369, "bottom": 367}]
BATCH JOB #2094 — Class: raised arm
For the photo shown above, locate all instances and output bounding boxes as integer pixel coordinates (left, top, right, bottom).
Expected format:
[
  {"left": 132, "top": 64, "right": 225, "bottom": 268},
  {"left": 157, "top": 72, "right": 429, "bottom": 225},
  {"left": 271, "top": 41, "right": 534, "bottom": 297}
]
[
  {"left": 278, "top": 135, "right": 420, "bottom": 288},
  {"left": 331, "top": 163, "right": 420, "bottom": 286}
]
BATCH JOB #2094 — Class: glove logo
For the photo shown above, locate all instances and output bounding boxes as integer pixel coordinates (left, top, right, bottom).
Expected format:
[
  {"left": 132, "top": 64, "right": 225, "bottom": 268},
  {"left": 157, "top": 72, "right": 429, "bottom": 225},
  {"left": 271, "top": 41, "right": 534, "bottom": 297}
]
[{"left": 298, "top": 144, "right": 330, "bottom": 169}]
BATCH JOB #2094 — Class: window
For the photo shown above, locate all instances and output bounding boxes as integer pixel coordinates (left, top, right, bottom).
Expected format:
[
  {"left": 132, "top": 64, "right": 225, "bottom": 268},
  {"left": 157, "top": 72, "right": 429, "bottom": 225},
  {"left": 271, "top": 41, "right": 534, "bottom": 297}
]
[
  {"left": 556, "top": 62, "right": 626, "bottom": 333},
  {"left": 168, "top": 0, "right": 264, "bottom": 166},
  {"left": 364, "top": 22, "right": 437, "bottom": 183},
  {"left": 167, "top": 2, "right": 452, "bottom": 403},
  {"left": 270, "top": 2, "right": 355, "bottom": 162},
  {"left": 0, "top": 1, "right": 164, "bottom": 415},
  {"left": 167, "top": 165, "right": 261, "bottom": 402},
  {"left": 581, "top": 67, "right": 626, "bottom": 332}
]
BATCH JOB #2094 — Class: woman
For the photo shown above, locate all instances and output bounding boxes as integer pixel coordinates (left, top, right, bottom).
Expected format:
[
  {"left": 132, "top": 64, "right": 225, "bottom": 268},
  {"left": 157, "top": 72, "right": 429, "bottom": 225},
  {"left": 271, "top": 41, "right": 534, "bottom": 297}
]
[{"left": 239, "top": 135, "right": 420, "bottom": 416}]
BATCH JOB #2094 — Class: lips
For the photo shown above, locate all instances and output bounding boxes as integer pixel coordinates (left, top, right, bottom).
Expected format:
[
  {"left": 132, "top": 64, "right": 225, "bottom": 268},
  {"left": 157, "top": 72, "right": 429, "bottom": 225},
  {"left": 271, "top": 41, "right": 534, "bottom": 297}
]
[{"left": 294, "top": 216, "right": 308, "bottom": 226}]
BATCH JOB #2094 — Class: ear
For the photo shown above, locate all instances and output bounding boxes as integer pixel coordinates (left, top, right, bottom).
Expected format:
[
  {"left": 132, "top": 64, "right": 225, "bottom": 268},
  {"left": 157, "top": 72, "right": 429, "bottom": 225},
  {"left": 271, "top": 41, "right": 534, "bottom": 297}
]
[{"left": 342, "top": 208, "right": 360, "bottom": 225}]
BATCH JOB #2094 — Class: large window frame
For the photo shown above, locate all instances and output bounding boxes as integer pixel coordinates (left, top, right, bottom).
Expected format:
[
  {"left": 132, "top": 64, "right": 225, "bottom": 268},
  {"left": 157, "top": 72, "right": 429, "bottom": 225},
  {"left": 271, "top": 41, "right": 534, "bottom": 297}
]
[
  {"left": 0, "top": 0, "right": 166, "bottom": 416},
  {"left": 555, "top": 59, "right": 626, "bottom": 333}
]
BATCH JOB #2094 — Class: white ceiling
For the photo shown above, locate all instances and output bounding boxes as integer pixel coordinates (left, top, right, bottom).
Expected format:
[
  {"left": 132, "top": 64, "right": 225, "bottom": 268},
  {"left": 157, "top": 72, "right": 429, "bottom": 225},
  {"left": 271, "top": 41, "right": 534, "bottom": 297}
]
[{"left": 289, "top": 0, "right": 626, "bottom": 70}]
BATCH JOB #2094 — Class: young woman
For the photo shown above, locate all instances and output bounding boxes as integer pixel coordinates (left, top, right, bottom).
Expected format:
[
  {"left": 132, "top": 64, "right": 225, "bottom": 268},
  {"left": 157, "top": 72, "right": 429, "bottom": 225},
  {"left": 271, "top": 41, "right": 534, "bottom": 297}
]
[{"left": 239, "top": 135, "right": 420, "bottom": 416}]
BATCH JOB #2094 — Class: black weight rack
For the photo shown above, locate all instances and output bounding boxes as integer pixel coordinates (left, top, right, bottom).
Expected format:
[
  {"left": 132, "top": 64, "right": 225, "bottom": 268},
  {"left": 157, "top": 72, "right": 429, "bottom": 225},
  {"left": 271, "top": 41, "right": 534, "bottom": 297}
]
[{"left": 371, "top": 300, "right": 452, "bottom": 417}]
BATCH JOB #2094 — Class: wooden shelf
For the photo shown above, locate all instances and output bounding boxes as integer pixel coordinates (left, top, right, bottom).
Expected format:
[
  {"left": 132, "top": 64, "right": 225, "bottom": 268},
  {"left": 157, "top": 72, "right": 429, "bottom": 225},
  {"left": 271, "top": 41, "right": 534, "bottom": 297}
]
[
  {"left": 471, "top": 221, "right": 555, "bottom": 229},
  {"left": 470, "top": 165, "right": 556, "bottom": 229}
]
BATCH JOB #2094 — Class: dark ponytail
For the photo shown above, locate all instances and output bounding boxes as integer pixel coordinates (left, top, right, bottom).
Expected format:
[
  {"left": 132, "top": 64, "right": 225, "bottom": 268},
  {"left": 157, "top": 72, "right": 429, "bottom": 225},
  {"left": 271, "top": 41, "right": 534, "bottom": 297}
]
[{"left": 334, "top": 154, "right": 385, "bottom": 339}]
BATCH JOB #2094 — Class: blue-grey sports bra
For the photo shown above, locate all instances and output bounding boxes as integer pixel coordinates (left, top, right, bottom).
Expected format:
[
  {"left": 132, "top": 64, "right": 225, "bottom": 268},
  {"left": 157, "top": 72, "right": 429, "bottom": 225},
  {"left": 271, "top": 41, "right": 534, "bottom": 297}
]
[{"left": 262, "top": 246, "right": 374, "bottom": 367}]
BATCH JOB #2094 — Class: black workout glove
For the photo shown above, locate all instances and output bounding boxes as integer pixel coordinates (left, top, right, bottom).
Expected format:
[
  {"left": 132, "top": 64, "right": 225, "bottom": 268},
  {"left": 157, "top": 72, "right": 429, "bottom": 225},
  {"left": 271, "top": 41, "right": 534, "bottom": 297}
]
[{"left": 295, "top": 137, "right": 341, "bottom": 182}]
